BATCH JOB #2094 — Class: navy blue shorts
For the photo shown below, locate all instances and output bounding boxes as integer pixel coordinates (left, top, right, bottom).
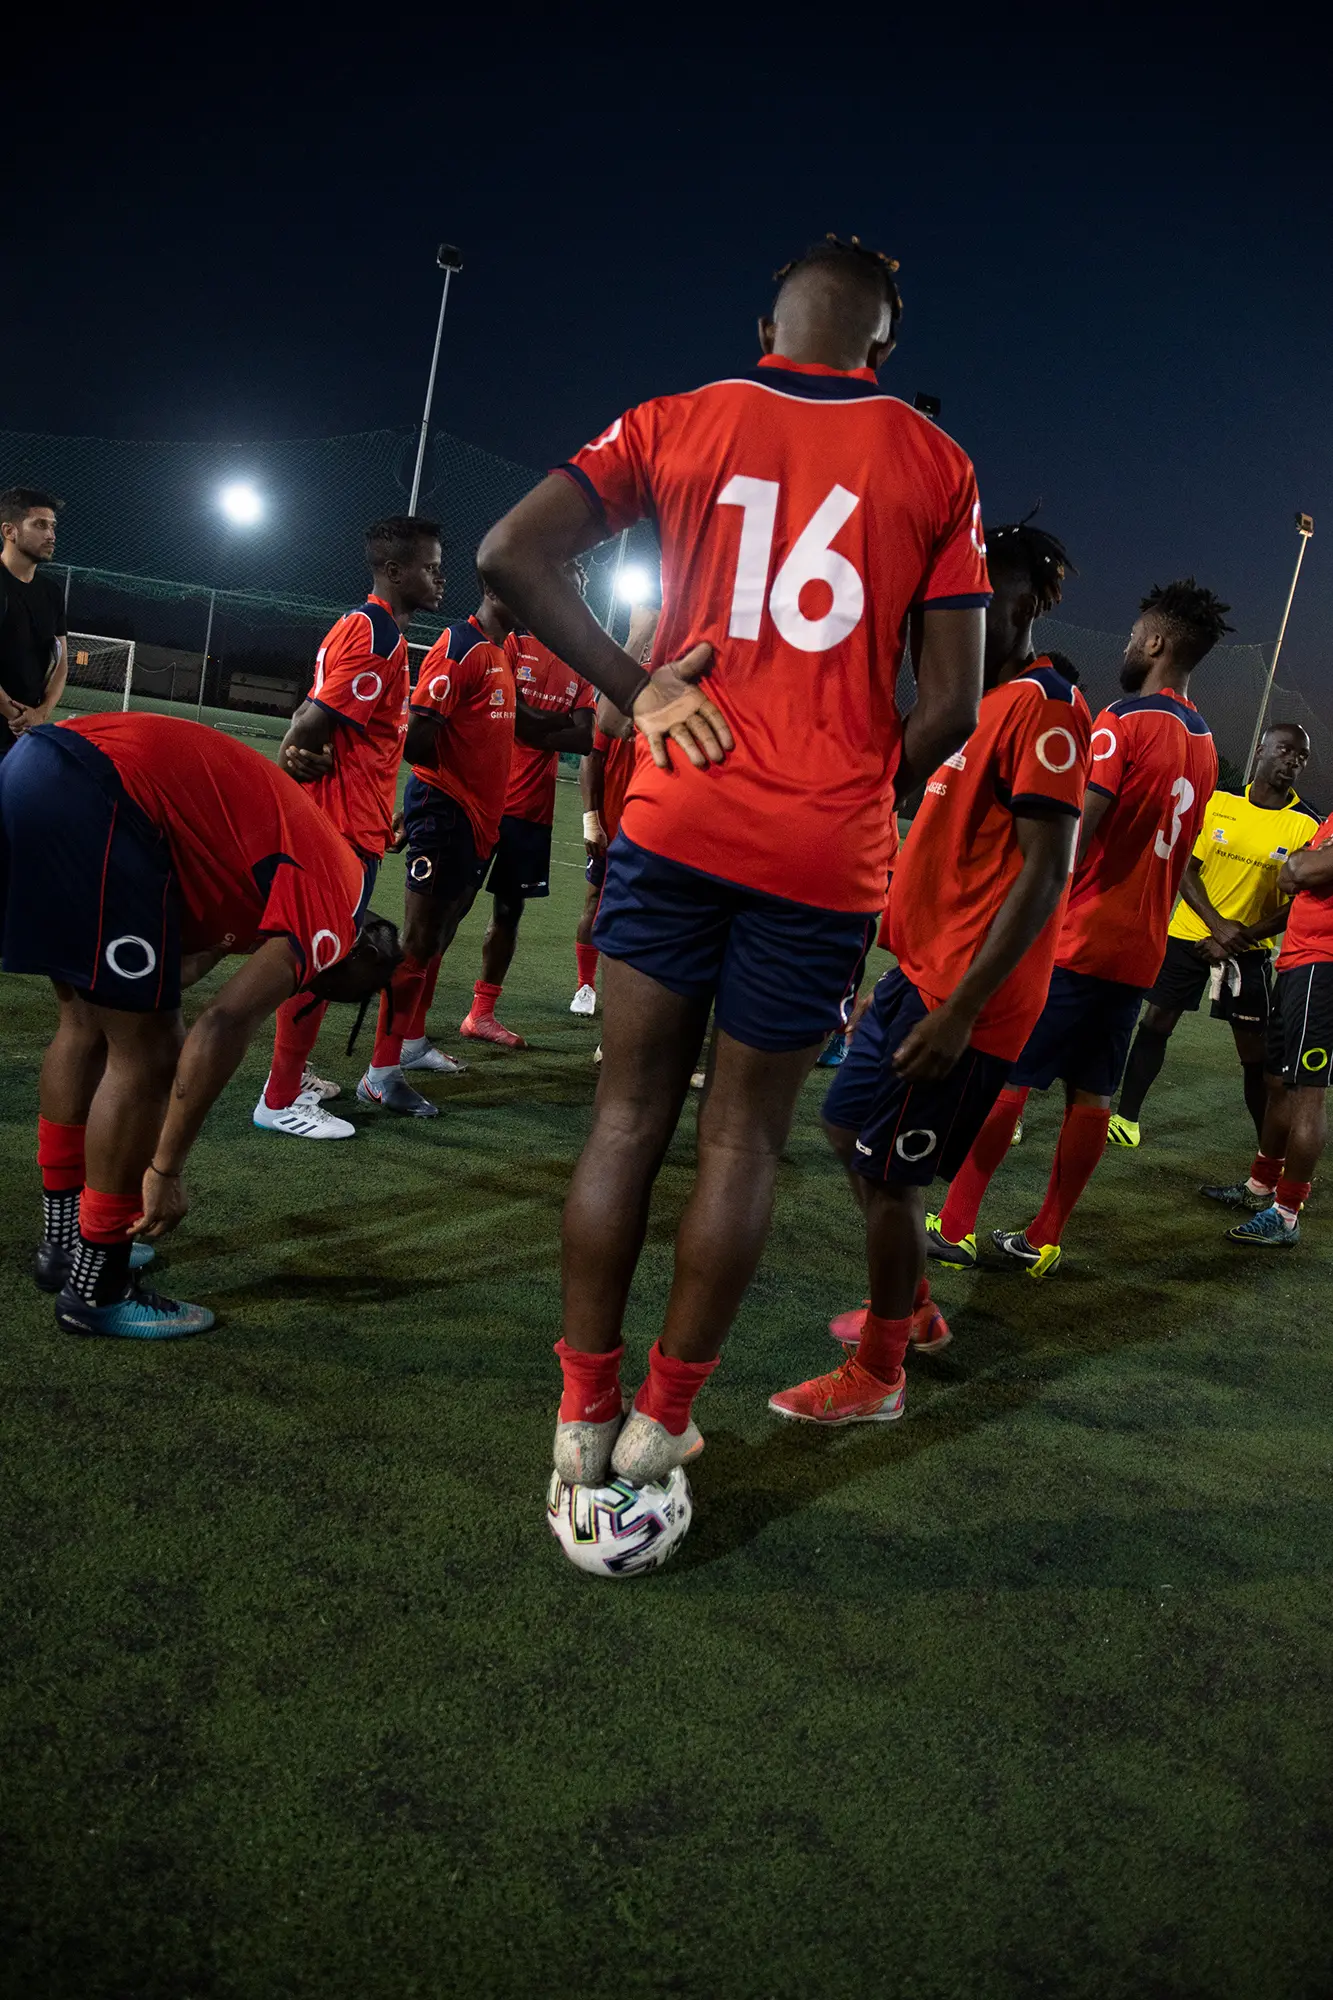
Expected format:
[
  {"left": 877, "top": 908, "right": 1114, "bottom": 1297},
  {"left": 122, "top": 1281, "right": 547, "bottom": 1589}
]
[
  {"left": 1009, "top": 965, "right": 1144, "bottom": 1097},
  {"left": 402, "top": 776, "right": 487, "bottom": 905},
  {"left": 824, "top": 968, "right": 1012, "bottom": 1186},
  {"left": 593, "top": 832, "right": 875, "bottom": 1054},
  {"left": 585, "top": 850, "right": 607, "bottom": 890},
  {"left": 485, "top": 814, "right": 552, "bottom": 903},
  {"left": 0, "top": 724, "right": 182, "bottom": 1011}
]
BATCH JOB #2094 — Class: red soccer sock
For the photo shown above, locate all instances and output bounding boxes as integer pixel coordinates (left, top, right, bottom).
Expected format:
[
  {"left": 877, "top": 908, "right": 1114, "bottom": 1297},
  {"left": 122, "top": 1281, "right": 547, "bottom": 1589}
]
[
  {"left": 79, "top": 1186, "right": 142, "bottom": 1244},
  {"left": 470, "top": 979, "right": 502, "bottom": 1023},
  {"left": 939, "top": 1087, "right": 1029, "bottom": 1241},
  {"left": 575, "top": 943, "right": 599, "bottom": 989},
  {"left": 1274, "top": 1175, "right": 1311, "bottom": 1220},
  {"left": 914, "top": 1274, "right": 930, "bottom": 1310},
  {"left": 37, "top": 1116, "right": 86, "bottom": 1192},
  {"left": 1248, "top": 1151, "right": 1283, "bottom": 1192},
  {"left": 265, "top": 994, "right": 327, "bottom": 1108},
  {"left": 371, "top": 956, "right": 430, "bottom": 1068},
  {"left": 404, "top": 954, "right": 443, "bottom": 1042},
  {"left": 554, "top": 1338, "right": 625, "bottom": 1425},
  {"left": 634, "top": 1340, "right": 719, "bottom": 1436},
  {"left": 1027, "top": 1103, "right": 1112, "bottom": 1247},
  {"left": 854, "top": 1311, "right": 912, "bottom": 1384}
]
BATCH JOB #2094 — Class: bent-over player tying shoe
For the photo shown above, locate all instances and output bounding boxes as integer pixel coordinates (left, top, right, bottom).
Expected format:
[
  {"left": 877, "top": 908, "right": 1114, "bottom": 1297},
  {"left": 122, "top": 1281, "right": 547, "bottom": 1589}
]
[
  {"left": 0, "top": 712, "right": 398, "bottom": 1337},
  {"left": 481, "top": 236, "right": 989, "bottom": 1489}
]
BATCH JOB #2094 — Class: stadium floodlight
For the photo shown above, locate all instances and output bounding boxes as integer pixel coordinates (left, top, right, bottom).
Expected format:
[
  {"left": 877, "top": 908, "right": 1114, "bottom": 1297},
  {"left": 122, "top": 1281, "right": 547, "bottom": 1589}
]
[
  {"left": 616, "top": 565, "right": 654, "bottom": 605},
  {"left": 218, "top": 481, "right": 263, "bottom": 526}
]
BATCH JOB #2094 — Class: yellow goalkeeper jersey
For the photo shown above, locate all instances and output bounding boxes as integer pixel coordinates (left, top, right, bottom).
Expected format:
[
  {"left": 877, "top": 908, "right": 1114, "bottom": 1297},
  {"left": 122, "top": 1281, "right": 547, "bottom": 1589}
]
[{"left": 1170, "top": 784, "right": 1321, "bottom": 945}]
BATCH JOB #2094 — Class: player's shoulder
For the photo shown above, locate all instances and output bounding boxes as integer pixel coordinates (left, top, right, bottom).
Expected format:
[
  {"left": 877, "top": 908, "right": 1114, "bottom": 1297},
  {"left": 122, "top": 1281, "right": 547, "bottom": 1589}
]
[
  {"left": 1109, "top": 691, "right": 1214, "bottom": 739},
  {"left": 1009, "top": 664, "right": 1086, "bottom": 710},
  {"left": 1290, "top": 793, "right": 1324, "bottom": 826},
  {"left": 437, "top": 619, "right": 501, "bottom": 667}
]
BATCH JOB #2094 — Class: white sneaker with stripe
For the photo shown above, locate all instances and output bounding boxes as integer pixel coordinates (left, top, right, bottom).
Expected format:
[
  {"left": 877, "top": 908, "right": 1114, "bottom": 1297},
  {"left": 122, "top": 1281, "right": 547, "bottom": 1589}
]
[{"left": 253, "top": 1091, "right": 356, "bottom": 1139}]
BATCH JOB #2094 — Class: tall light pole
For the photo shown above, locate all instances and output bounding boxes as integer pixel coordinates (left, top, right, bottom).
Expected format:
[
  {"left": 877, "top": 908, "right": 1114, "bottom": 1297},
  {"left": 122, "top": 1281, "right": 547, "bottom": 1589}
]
[
  {"left": 1245, "top": 512, "right": 1314, "bottom": 778},
  {"left": 408, "top": 244, "right": 464, "bottom": 515},
  {"left": 198, "top": 482, "right": 265, "bottom": 718}
]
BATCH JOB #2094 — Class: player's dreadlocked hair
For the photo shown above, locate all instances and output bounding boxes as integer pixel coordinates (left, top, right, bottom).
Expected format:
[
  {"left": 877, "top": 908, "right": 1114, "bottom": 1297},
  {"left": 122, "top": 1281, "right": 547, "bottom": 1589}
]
[
  {"left": 774, "top": 235, "right": 903, "bottom": 335},
  {"left": 987, "top": 516, "right": 1075, "bottom": 617},
  {"left": 1139, "top": 578, "right": 1233, "bottom": 667}
]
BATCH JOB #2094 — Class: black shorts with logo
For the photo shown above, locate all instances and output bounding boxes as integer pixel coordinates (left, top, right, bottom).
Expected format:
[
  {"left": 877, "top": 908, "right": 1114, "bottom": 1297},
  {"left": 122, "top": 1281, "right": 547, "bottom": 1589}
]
[
  {"left": 402, "top": 776, "right": 487, "bottom": 904},
  {"left": 1147, "top": 936, "right": 1272, "bottom": 1028},
  {"left": 484, "top": 814, "right": 552, "bottom": 903},
  {"left": 1266, "top": 962, "right": 1333, "bottom": 1088}
]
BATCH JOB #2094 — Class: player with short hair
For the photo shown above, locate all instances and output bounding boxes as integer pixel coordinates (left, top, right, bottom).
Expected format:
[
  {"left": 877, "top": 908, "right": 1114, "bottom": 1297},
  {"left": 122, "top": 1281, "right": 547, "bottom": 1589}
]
[
  {"left": 0, "top": 487, "right": 68, "bottom": 756},
  {"left": 480, "top": 235, "right": 988, "bottom": 1488},
  {"left": 1211, "top": 809, "right": 1333, "bottom": 1244},
  {"left": 770, "top": 521, "right": 1091, "bottom": 1424},
  {"left": 0, "top": 712, "right": 398, "bottom": 1337},
  {"left": 929, "top": 578, "right": 1225, "bottom": 1278},
  {"left": 254, "top": 515, "right": 444, "bottom": 1138},
  {"left": 1109, "top": 722, "right": 1316, "bottom": 1150},
  {"left": 460, "top": 602, "right": 597, "bottom": 1048}
]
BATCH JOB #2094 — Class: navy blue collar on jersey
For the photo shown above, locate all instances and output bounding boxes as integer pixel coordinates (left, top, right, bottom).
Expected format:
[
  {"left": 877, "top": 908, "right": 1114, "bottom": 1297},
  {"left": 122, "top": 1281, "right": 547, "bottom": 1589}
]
[
  {"left": 751, "top": 361, "right": 887, "bottom": 402},
  {"left": 1109, "top": 690, "right": 1212, "bottom": 737}
]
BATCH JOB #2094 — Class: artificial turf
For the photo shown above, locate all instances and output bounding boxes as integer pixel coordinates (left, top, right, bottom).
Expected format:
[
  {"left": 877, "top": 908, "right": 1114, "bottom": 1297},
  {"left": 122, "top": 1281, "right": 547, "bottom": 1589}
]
[{"left": 2, "top": 761, "right": 1331, "bottom": 1999}]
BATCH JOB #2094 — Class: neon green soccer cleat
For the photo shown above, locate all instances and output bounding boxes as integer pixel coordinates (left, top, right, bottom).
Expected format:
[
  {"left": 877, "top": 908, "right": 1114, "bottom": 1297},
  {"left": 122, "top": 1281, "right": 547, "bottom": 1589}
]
[
  {"left": 925, "top": 1212, "right": 977, "bottom": 1270},
  {"left": 1106, "top": 1116, "right": 1141, "bottom": 1148}
]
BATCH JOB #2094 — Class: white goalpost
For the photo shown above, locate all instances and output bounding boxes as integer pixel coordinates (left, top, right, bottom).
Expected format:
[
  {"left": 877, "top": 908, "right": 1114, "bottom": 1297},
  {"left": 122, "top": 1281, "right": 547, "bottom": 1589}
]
[{"left": 65, "top": 633, "right": 137, "bottom": 710}]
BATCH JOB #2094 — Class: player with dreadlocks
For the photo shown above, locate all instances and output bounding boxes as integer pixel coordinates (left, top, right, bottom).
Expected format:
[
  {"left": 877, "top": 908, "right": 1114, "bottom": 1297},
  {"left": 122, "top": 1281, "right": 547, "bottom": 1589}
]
[
  {"left": 480, "top": 233, "right": 988, "bottom": 1474},
  {"left": 928, "top": 578, "right": 1225, "bottom": 1278}
]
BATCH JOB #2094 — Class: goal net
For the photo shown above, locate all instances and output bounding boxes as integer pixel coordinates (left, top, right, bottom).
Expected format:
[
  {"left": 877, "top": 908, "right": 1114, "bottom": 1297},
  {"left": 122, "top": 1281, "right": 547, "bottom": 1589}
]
[{"left": 66, "top": 632, "right": 135, "bottom": 709}]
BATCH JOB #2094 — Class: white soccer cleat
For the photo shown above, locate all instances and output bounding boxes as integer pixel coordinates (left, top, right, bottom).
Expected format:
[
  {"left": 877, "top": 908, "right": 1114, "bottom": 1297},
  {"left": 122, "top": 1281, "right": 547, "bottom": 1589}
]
[
  {"left": 570, "top": 983, "right": 597, "bottom": 1017},
  {"left": 553, "top": 1413, "right": 624, "bottom": 1486},
  {"left": 400, "top": 1037, "right": 468, "bottom": 1075},
  {"left": 300, "top": 1064, "right": 341, "bottom": 1101},
  {"left": 610, "top": 1409, "right": 705, "bottom": 1486},
  {"left": 253, "top": 1093, "right": 356, "bottom": 1140}
]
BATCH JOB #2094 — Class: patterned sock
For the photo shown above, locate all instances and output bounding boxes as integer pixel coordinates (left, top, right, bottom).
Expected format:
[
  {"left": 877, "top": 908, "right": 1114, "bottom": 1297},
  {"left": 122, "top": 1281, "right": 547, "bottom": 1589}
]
[
  {"left": 854, "top": 1312, "right": 912, "bottom": 1385},
  {"left": 266, "top": 994, "right": 326, "bottom": 1109},
  {"left": 939, "top": 1087, "right": 1029, "bottom": 1241},
  {"left": 575, "top": 943, "right": 599, "bottom": 988},
  {"left": 634, "top": 1341, "right": 719, "bottom": 1436},
  {"left": 1027, "top": 1105, "right": 1112, "bottom": 1247},
  {"left": 42, "top": 1189, "right": 82, "bottom": 1252},
  {"left": 1274, "top": 1176, "right": 1311, "bottom": 1225},
  {"left": 554, "top": 1339, "right": 625, "bottom": 1425},
  {"left": 72, "top": 1187, "right": 141, "bottom": 1305}
]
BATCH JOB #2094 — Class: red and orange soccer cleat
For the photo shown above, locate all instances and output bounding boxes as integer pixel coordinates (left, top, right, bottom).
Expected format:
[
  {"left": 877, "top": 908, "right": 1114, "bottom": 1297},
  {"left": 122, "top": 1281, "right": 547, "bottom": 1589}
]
[
  {"left": 828, "top": 1296, "right": 952, "bottom": 1354},
  {"left": 459, "top": 1010, "right": 527, "bottom": 1050},
  {"left": 768, "top": 1356, "right": 906, "bottom": 1426}
]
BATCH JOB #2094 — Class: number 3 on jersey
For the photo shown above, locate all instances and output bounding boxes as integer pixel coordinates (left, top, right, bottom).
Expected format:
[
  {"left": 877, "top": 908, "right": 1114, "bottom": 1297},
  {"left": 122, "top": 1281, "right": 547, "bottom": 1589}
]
[
  {"left": 719, "top": 477, "right": 865, "bottom": 654},
  {"left": 1155, "top": 775, "right": 1196, "bottom": 859}
]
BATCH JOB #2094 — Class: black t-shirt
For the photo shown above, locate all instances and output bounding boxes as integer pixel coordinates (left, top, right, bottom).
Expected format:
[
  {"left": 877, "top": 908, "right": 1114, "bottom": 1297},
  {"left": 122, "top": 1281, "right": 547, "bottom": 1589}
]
[{"left": 0, "top": 565, "right": 66, "bottom": 709}]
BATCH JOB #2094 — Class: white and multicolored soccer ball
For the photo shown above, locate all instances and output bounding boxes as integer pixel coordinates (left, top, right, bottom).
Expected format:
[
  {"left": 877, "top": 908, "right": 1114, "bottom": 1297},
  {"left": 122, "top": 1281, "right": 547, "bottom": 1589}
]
[{"left": 546, "top": 1468, "right": 693, "bottom": 1578}]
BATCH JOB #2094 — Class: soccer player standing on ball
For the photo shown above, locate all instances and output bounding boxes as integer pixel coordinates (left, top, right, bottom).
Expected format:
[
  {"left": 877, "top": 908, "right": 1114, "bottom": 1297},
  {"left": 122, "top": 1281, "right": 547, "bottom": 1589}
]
[
  {"left": 0, "top": 713, "right": 398, "bottom": 1339},
  {"left": 480, "top": 237, "right": 987, "bottom": 1490},
  {"left": 255, "top": 516, "right": 444, "bottom": 1139},
  {"left": 770, "top": 523, "right": 1090, "bottom": 1424}
]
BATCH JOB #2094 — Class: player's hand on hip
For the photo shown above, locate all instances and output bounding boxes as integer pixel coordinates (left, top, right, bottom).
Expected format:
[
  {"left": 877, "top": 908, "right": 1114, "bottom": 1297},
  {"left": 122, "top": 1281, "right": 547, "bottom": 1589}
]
[
  {"left": 282, "top": 743, "right": 334, "bottom": 783},
  {"left": 892, "top": 1000, "right": 972, "bottom": 1081},
  {"left": 389, "top": 809, "right": 407, "bottom": 853},
  {"left": 632, "top": 644, "right": 732, "bottom": 771},
  {"left": 131, "top": 1165, "right": 190, "bottom": 1242}
]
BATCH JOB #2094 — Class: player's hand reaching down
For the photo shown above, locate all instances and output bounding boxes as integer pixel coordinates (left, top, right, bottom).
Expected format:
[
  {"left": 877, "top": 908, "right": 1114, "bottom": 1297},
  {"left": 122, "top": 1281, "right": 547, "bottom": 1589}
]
[
  {"left": 631, "top": 644, "right": 733, "bottom": 771},
  {"left": 131, "top": 1164, "right": 190, "bottom": 1242},
  {"left": 892, "top": 998, "right": 973, "bottom": 1082}
]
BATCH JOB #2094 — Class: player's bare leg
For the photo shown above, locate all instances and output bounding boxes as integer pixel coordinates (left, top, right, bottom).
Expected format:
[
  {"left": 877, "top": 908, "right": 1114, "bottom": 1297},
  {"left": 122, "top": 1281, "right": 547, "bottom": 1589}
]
[
  {"left": 1110, "top": 1001, "right": 1181, "bottom": 1147},
  {"left": 1229, "top": 1081, "right": 1325, "bottom": 1248},
  {"left": 554, "top": 959, "right": 708, "bottom": 1483},
  {"left": 1232, "top": 1024, "right": 1270, "bottom": 1143},
  {"left": 815, "top": 1118, "right": 950, "bottom": 1354},
  {"left": 462, "top": 894, "right": 528, "bottom": 1048}
]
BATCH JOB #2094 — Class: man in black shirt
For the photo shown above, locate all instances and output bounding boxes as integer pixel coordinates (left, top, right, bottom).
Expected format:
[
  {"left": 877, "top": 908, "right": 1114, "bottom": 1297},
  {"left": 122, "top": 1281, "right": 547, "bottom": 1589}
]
[{"left": 0, "top": 487, "right": 68, "bottom": 760}]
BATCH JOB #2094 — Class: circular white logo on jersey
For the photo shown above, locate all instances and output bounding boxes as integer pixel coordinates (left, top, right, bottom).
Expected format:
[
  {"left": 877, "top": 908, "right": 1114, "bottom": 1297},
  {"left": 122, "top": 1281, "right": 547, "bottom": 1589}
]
[
  {"left": 105, "top": 935, "right": 156, "bottom": 980},
  {"left": 1091, "top": 726, "right": 1117, "bottom": 763},
  {"left": 1036, "top": 726, "right": 1078, "bottom": 774},
  {"left": 428, "top": 674, "right": 451, "bottom": 701},
  {"left": 351, "top": 671, "right": 383, "bottom": 703},
  {"left": 895, "top": 1128, "right": 937, "bottom": 1163},
  {"left": 311, "top": 929, "right": 342, "bottom": 971}
]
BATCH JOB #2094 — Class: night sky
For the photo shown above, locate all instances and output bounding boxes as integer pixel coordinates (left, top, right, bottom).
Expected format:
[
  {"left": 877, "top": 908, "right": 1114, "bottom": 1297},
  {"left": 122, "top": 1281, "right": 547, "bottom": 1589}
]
[{"left": 6, "top": 15, "right": 1330, "bottom": 680}]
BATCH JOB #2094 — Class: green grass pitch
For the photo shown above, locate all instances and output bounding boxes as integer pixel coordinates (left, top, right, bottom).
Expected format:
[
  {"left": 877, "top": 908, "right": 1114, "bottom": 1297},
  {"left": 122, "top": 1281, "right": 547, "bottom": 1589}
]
[{"left": 2, "top": 756, "right": 1331, "bottom": 1998}]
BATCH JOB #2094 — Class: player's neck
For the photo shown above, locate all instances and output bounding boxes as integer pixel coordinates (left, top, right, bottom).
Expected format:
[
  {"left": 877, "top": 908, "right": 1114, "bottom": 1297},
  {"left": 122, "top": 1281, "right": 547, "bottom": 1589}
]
[
  {"left": 767, "top": 334, "right": 873, "bottom": 374},
  {"left": 1140, "top": 663, "right": 1192, "bottom": 700},
  {"left": 369, "top": 576, "right": 413, "bottom": 630},
  {"left": 991, "top": 638, "right": 1038, "bottom": 687},
  {"left": 1, "top": 542, "right": 37, "bottom": 584},
  {"left": 473, "top": 599, "right": 509, "bottom": 645},
  {"left": 1249, "top": 776, "right": 1290, "bottom": 810}
]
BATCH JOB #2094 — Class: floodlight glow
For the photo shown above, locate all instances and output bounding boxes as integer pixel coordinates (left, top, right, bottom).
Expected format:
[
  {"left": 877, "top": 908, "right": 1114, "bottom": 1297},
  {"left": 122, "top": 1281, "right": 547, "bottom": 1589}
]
[
  {"left": 617, "top": 564, "right": 653, "bottom": 604},
  {"left": 219, "top": 481, "right": 263, "bottom": 526}
]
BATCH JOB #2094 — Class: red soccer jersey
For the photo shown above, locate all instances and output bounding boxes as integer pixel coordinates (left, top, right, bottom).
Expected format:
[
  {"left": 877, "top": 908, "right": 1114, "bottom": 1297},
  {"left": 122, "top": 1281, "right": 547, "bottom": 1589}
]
[
  {"left": 409, "top": 616, "right": 516, "bottom": 859},
  {"left": 503, "top": 630, "right": 596, "bottom": 826},
  {"left": 307, "top": 592, "right": 409, "bottom": 858},
  {"left": 594, "top": 724, "right": 636, "bottom": 842},
  {"left": 1277, "top": 812, "right": 1333, "bottom": 969},
  {"left": 558, "top": 355, "right": 990, "bottom": 913},
  {"left": 887, "top": 663, "right": 1092, "bottom": 1060},
  {"left": 63, "top": 713, "right": 367, "bottom": 983},
  {"left": 1058, "top": 689, "right": 1218, "bottom": 987}
]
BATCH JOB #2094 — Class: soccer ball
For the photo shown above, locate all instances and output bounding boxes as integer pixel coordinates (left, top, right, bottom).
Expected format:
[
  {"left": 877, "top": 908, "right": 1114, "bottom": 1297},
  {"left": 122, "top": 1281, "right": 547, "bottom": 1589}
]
[{"left": 546, "top": 1468, "right": 693, "bottom": 1578}]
